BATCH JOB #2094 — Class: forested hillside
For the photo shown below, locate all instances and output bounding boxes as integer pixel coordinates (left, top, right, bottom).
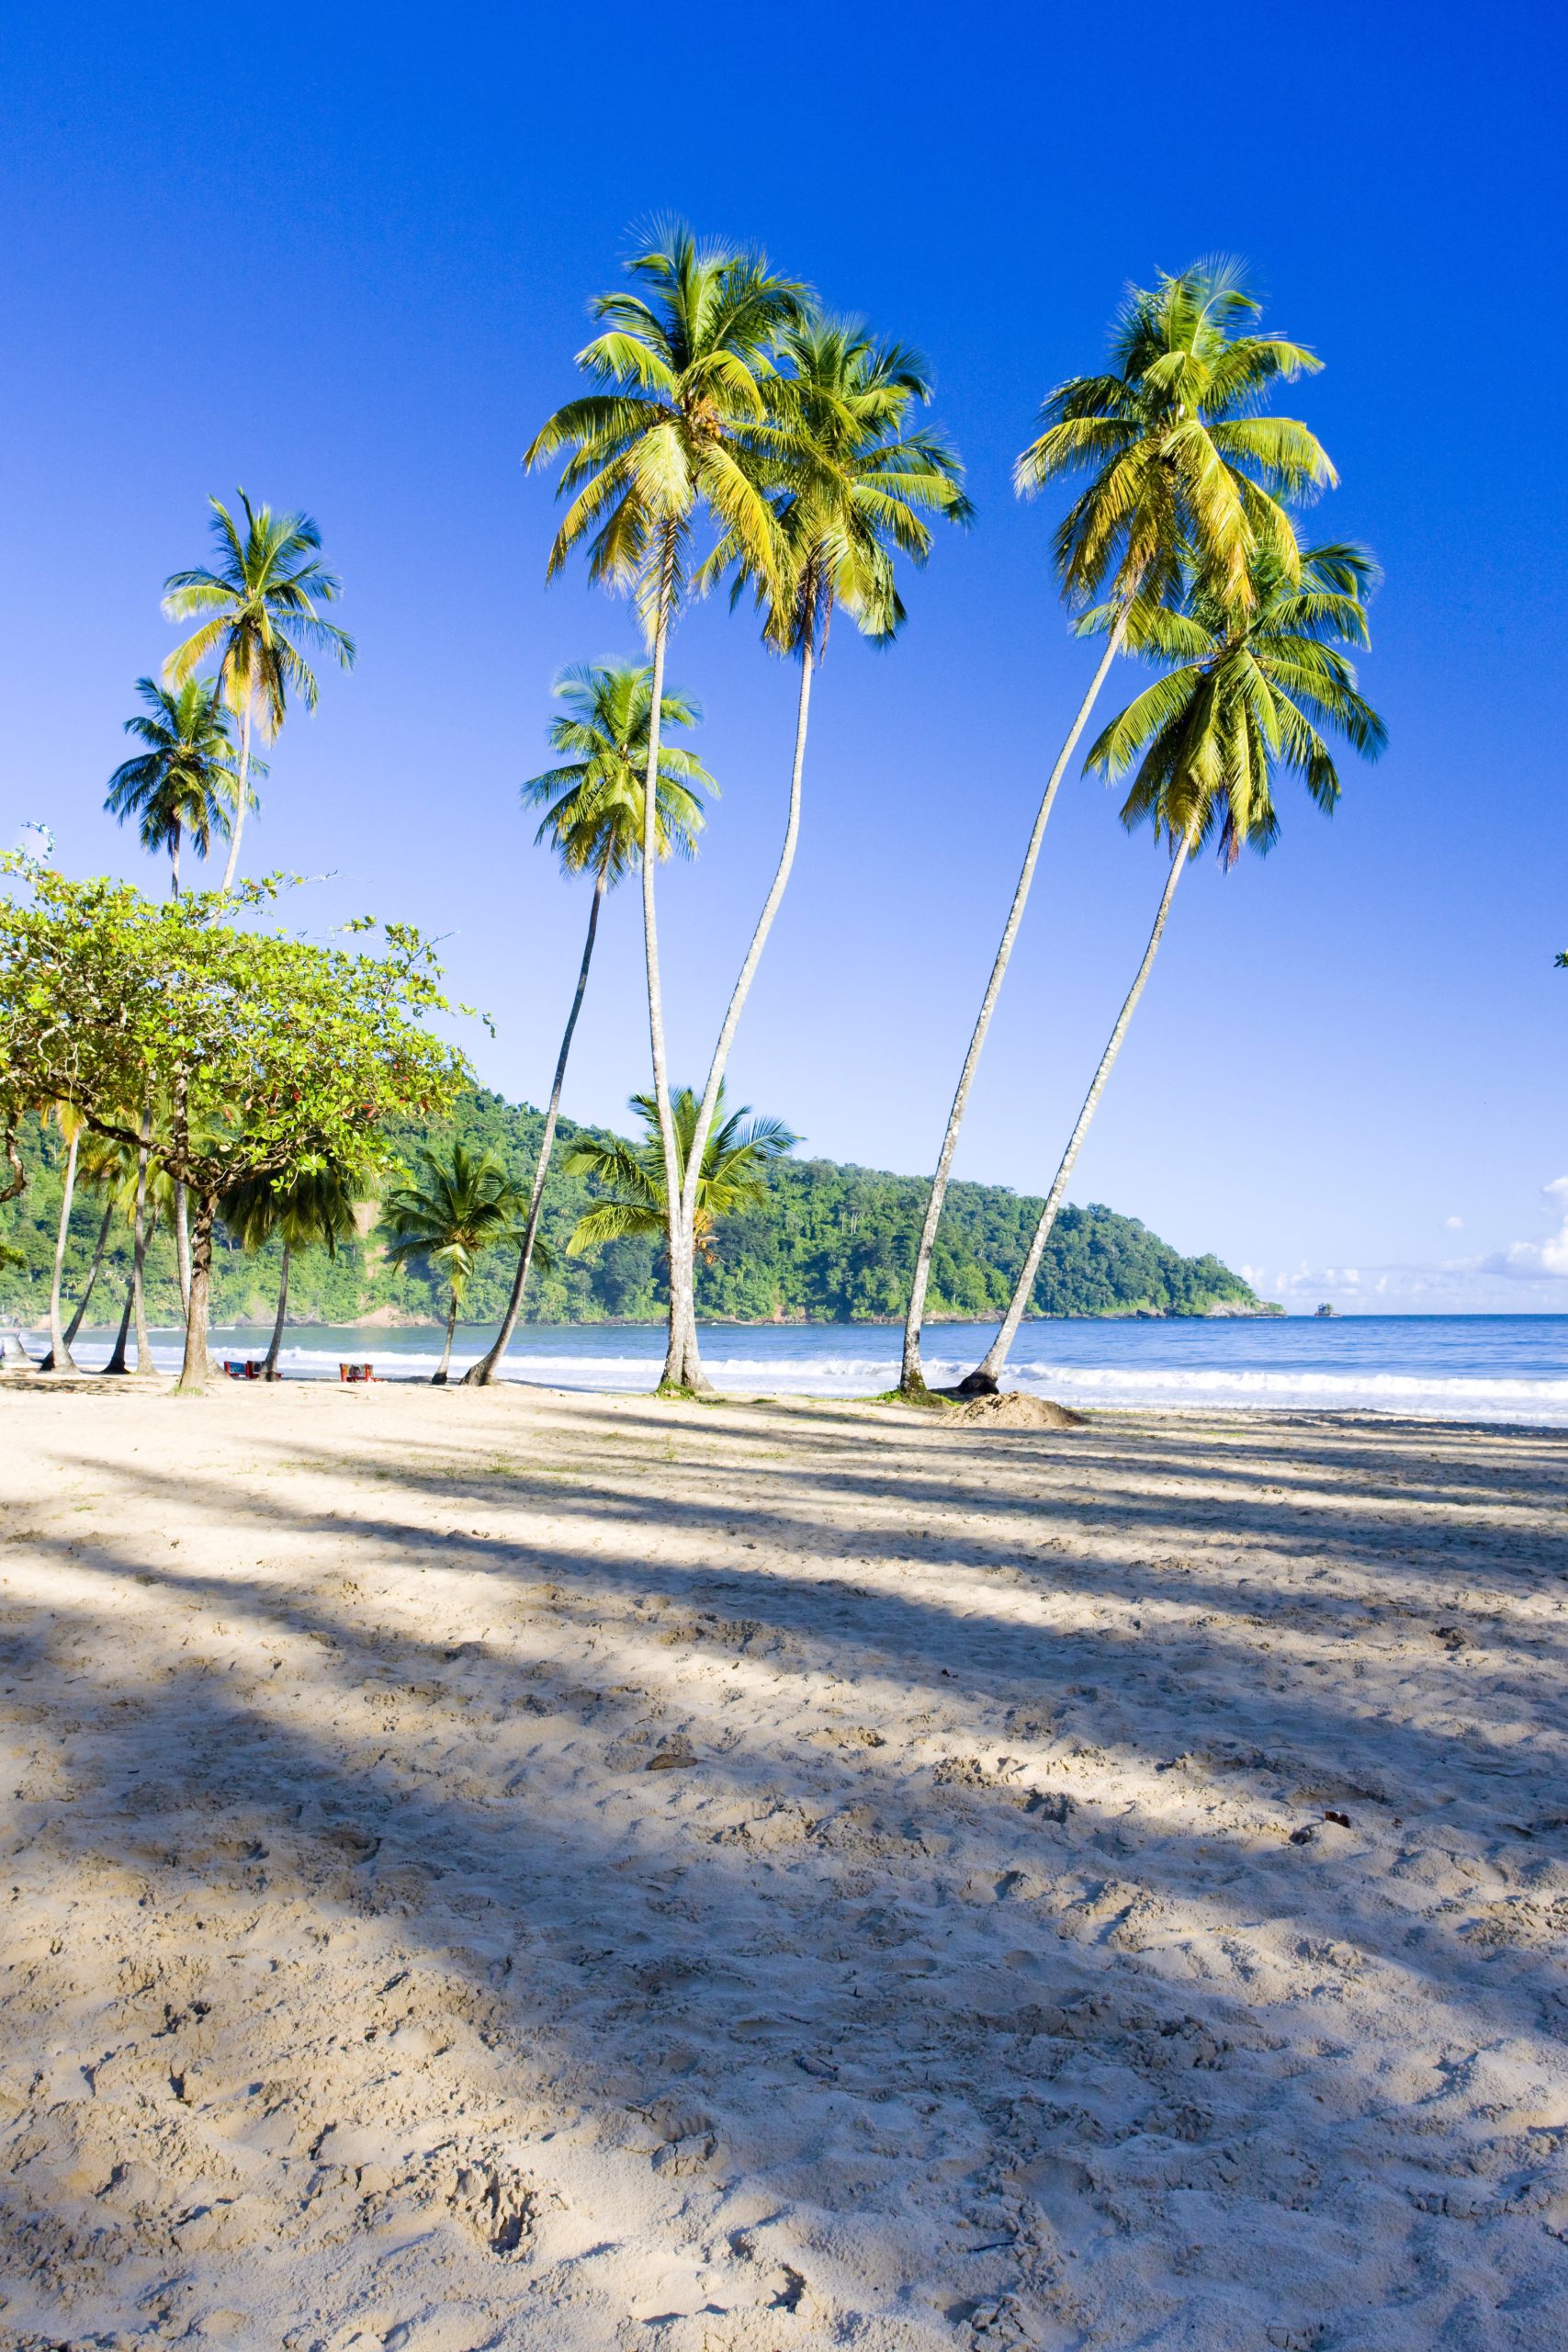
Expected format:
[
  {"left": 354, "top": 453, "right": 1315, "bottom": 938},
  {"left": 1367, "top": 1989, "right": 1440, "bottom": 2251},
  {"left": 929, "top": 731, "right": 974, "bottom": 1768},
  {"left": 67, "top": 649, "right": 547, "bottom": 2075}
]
[{"left": 0, "top": 1090, "right": 1265, "bottom": 1329}]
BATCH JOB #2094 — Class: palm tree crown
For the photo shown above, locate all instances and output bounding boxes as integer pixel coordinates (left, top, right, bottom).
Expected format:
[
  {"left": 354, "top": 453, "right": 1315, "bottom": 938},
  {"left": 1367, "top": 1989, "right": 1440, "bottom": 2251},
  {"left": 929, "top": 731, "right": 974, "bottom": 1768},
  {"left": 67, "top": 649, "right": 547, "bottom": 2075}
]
[
  {"left": 222, "top": 1160, "right": 361, "bottom": 1259},
  {"left": 104, "top": 677, "right": 253, "bottom": 889},
  {"left": 564, "top": 1086, "right": 796, "bottom": 1260},
  {"left": 710, "top": 313, "right": 973, "bottom": 653},
  {"left": 383, "top": 1145, "right": 522, "bottom": 1298},
  {"left": 1017, "top": 259, "right": 1337, "bottom": 618},
  {"left": 1086, "top": 543, "right": 1387, "bottom": 856},
  {"left": 525, "top": 223, "right": 807, "bottom": 628},
  {"left": 163, "top": 490, "right": 355, "bottom": 730},
  {"left": 526, "top": 661, "right": 714, "bottom": 881}
]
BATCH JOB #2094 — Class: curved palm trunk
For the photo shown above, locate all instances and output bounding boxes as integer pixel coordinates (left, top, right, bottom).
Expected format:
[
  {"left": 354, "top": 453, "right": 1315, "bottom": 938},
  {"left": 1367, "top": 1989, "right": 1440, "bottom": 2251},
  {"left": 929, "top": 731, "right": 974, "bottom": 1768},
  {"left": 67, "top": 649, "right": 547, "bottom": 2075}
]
[
  {"left": 176, "top": 1192, "right": 218, "bottom": 1394},
  {"left": 899, "top": 616, "right": 1130, "bottom": 1396},
  {"left": 667, "top": 629, "right": 818, "bottom": 1396},
  {"left": 434, "top": 1286, "right": 459, "bottom": 1385},
  {"left": 62, "top": 1199, "right": 115, "bottom": 1352},
  {"left": 44, "top": 1131, "right": 80, "bottom": 1373},
  {"left": 637, "top": 534, "right": 689, "bottom": 1396},
  {"left": 220, "top": 695, "right": 254, "bottom": 894},
  {"left": 467, "top": 865, "right": 608, "bottom": 1386},
  {"left": 966, "top": 839, "right": 1190, "bottom": 1390},
  {"left": 170, "top": 825, "right": 182, "bottom": 897},
  {"left": 104, "top": 1272, "right": 136, "bottom": 1374},
  {"left": 263, "top": 1238, "right": 290, "bottom": 1380}
]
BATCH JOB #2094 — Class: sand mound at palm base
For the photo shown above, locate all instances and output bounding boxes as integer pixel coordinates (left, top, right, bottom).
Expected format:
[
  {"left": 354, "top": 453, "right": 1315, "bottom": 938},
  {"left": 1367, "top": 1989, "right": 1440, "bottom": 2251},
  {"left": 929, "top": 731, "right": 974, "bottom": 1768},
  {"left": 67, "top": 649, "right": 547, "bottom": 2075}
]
[{"left": 945, "top": 1388, "right": 1087, "bottom": 1428}]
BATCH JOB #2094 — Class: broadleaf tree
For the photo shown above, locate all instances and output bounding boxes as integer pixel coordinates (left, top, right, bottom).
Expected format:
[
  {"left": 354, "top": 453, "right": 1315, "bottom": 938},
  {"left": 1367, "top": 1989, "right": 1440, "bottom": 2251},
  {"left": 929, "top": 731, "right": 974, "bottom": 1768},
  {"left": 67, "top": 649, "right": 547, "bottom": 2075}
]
[{"left": 0, "top": 860, "right": 466, "bottom": 1392}]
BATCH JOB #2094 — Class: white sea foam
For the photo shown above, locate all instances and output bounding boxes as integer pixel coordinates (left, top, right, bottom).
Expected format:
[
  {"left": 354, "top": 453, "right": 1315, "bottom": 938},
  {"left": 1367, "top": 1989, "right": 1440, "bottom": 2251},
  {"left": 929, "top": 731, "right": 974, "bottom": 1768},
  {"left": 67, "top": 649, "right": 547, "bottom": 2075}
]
[{"left": 48, "top": 1329, "right": 1568, "bottom": 1425}]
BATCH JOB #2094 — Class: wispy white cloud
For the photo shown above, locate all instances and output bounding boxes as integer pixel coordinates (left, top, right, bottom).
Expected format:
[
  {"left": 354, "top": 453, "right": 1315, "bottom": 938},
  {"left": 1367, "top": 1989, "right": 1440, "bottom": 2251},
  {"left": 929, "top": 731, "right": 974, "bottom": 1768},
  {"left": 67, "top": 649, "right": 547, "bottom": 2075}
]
[{"left": 1443, "top": 1215, "right": 1463, "bottom": 1232}]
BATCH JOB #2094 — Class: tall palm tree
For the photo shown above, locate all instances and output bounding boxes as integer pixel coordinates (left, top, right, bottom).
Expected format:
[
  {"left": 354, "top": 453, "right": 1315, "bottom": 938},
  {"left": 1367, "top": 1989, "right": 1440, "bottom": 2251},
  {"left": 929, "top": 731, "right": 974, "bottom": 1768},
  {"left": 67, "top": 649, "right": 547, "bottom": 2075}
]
[
  {"left": 964, "top": 544, "right": 1385, "bottom": 1389},
  {"left": 466, "top": 660, "right": 713, "bottom": 1386},
  {"left": 525, "top": 223, "right": 804, "bottom": 1393},
  {"left": 223, "top": 1160, "right": 363, "bottom": 1381},
  {"left": 104, "top": 677, "right": 253, "bottom": 894},
  {"left": 162, "top": 490, "right": 355, "bottom": 891},
  {"left": 384, "top": 1144, "right": 524, "bottom": 1384},
  {"left": 563, "top": 1085, "right": 796, "bottom": 1264},
  {"left": 660, "top": 314, "right": 971, "bottom": 1392},
  {"left": 900, "top": 260, "right": 1336, "bottom": 1394}
]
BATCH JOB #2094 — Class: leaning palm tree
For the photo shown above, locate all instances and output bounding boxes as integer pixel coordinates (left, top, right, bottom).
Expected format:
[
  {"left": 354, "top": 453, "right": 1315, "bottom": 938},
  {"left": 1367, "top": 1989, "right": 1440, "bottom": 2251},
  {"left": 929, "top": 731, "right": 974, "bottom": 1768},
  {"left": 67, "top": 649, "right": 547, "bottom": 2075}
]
[
  {"left": 383, "top": 1144, "right": 524, "bottom": 1384},
  {"left": 563, "top": 1085, "right": 796, "bottom": 1266},
  {"left": 162, "top": 491, "right": 355, "bottom": 890},
  {"left": 466, "top": 661, "right": 713, "bottom": 1386},
  {"left": 104, "top": 677, "right": 254, "bottom": 894},
  {"left": 525, "top": 223, "right": 804, "bottom": 1393},
  {"left": 659, "top": 314, "right": 971, "bottom": 1393},
  {"left": 222, "top": 1160, "right": 363, "bottom": 1381},
  {"left": 963, "top": 544, "right": 1386, "bottom": 1389},
  {"left": 900, "top": 260, "right": 1336, "bottom": 1394}
]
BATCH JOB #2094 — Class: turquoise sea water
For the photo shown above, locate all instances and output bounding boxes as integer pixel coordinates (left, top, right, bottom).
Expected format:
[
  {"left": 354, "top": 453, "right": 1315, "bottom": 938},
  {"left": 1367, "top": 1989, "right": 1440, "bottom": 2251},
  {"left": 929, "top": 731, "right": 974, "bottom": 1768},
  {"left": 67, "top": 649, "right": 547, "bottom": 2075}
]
[{"left": 56, "top": 1314, "right": 1568, "bottom": 1425}]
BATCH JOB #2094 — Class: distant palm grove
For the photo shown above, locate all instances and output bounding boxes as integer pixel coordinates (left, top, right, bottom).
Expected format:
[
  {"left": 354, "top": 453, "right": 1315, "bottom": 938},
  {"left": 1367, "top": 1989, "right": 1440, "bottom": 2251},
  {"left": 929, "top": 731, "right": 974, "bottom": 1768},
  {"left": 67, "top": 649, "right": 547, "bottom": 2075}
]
[{"left": 0, "top": 227, "right": 1378, "bottom": 1393}]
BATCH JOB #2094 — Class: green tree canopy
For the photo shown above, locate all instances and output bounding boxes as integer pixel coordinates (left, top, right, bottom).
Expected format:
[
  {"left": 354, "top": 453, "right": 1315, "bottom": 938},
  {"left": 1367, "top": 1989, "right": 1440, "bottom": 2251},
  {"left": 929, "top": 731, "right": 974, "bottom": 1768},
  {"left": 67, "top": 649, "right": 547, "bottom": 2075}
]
[{"left": 0, "top": 858, "right": 465, "bottom": 1388}]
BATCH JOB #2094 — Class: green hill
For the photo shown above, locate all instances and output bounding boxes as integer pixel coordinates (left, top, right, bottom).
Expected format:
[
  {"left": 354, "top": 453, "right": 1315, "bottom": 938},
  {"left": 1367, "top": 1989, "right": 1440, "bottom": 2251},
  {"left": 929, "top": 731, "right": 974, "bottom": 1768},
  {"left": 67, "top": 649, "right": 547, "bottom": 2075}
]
[{"left": 0, "top": 1088, "right": 1266, "bottom": 1329}]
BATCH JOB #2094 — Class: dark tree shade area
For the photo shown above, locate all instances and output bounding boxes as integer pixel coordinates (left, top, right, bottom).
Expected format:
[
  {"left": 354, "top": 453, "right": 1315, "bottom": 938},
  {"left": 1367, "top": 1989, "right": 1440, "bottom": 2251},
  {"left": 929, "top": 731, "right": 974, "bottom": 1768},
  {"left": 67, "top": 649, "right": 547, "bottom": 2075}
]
[{"left": 0, "top": 1090, "right": 1267, "bottom": 1330}]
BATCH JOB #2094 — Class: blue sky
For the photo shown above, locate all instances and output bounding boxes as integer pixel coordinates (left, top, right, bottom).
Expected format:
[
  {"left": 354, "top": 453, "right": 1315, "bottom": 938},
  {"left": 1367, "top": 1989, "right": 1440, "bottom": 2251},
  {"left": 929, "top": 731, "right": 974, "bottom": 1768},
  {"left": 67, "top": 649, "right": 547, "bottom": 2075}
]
[{"left": 3, "top": 0, "right": 1563, "bottom": 1310}]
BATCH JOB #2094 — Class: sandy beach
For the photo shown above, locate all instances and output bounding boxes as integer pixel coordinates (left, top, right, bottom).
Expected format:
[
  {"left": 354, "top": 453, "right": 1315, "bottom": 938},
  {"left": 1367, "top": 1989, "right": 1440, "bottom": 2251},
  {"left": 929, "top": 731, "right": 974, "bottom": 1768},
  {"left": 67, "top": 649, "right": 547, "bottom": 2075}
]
[{"left": 1, "top": 1380, "right": 1565, "bottom": 2350}]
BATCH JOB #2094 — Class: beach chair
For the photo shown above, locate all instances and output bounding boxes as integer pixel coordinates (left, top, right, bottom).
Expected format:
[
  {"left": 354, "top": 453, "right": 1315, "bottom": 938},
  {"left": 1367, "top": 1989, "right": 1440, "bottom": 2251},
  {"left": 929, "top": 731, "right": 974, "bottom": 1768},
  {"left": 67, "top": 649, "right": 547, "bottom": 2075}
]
[{"left": 338, "top": 1361, "right": 377, "bottom": 1383}]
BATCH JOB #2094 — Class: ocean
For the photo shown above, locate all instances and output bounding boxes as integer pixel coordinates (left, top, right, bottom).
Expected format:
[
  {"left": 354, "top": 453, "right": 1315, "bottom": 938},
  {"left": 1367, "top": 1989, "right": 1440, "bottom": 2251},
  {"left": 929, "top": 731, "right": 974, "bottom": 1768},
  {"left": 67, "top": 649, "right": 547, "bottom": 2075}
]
[{"left": 52, "top": 1314, "right": 1568, "bottom": 1426}]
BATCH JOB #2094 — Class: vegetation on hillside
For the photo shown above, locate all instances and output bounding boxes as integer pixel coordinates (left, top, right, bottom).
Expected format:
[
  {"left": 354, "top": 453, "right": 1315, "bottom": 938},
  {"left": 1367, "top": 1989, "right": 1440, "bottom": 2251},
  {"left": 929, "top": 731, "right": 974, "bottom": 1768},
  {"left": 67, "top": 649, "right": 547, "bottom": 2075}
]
[{"left": 0, "top": 1087, "right": 1262, "bottom": 1331}]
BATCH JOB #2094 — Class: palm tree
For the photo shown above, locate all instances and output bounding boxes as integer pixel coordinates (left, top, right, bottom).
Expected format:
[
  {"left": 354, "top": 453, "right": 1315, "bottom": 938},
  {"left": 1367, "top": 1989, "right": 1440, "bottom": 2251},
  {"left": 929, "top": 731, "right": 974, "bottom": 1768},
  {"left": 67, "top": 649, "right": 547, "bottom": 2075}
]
[
  {"left": 899, "top": 260, "right": 1336, "bottom": 1394},
  {"left": 525, "top": 223, "right": 804, "bottom": 1393},
  {"left": 104, "top": 677, "right": 254, "bottom": 894},
  {"left": 162, "top": 490, "right": 355, "bottom": 891},
  {"left": 383, "top": 1144, "right": 524, "bottom": 1384},
  {"left": 964, "top": 544, "right": 1385, "bottom": 1390},
  {"left": 563, "top": 1085, "right": 796, "bottom": 1266},
  {"left": 222, "top": 1160, "right": 363, "bottom": 1381},
  {"left": 466, "top": 660, "right": 713, "bottom": 1387},
  {"left": 659, "top": 314, "right": 972, "bottom": 1393}
]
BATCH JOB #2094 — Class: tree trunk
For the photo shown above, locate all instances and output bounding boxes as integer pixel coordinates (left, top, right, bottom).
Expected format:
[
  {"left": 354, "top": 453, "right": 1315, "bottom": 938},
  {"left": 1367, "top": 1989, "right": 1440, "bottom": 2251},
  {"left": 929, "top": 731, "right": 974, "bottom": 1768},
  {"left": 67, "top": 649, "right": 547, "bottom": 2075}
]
[
  {"left": 175, "top": 1183, "right": 192, "bottom": 1317},
  {"left": 668, "top": 623, "right": 819, "bottom": 1396},
  {"left": 466, "top": 865, "right": 607, "bottom": 1385},
  {"left": 130, "top": 1123, "right": 156, "bottom": 1374},
  {"left": 104, "top": 1272, "right": 135, "bottom": 1374},
  {"left": 637, "top": 533, "right": 688, "bottom": 1396},
  {"left": 263, "top": 1238, "right": 290, "bottom": 1380},
  {"left": 899, "top": 615, "right": 1130, "bottom": 1396},
  {"left": 171, "top": 822, "right": 181, "bottom": 897},
  {"left": 44, "top": 1130, "right": 80, "bottom": 1373},
  {"left": 434, "top": 1287, "right": 458, "bottom": 1385},
  {"left": 176, "top": 1193, "right": 217, "bottom": 1394},
  {"left": 62, "top": 1200, "right": 114, "bottom": 1352},
  {"left": 967, "top": 838, "right": 1190, "bottom": 1389},
  {"left": 220, "top": 694, "right": 254, "bottom": 893}
]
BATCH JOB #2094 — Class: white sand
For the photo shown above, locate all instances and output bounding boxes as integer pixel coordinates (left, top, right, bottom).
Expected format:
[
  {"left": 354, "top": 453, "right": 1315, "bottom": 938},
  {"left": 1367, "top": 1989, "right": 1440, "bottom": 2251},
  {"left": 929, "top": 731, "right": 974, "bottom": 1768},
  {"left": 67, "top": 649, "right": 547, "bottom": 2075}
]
[{"left": 1, "top": 1380, "right": 1565, "bottom": 2350}]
